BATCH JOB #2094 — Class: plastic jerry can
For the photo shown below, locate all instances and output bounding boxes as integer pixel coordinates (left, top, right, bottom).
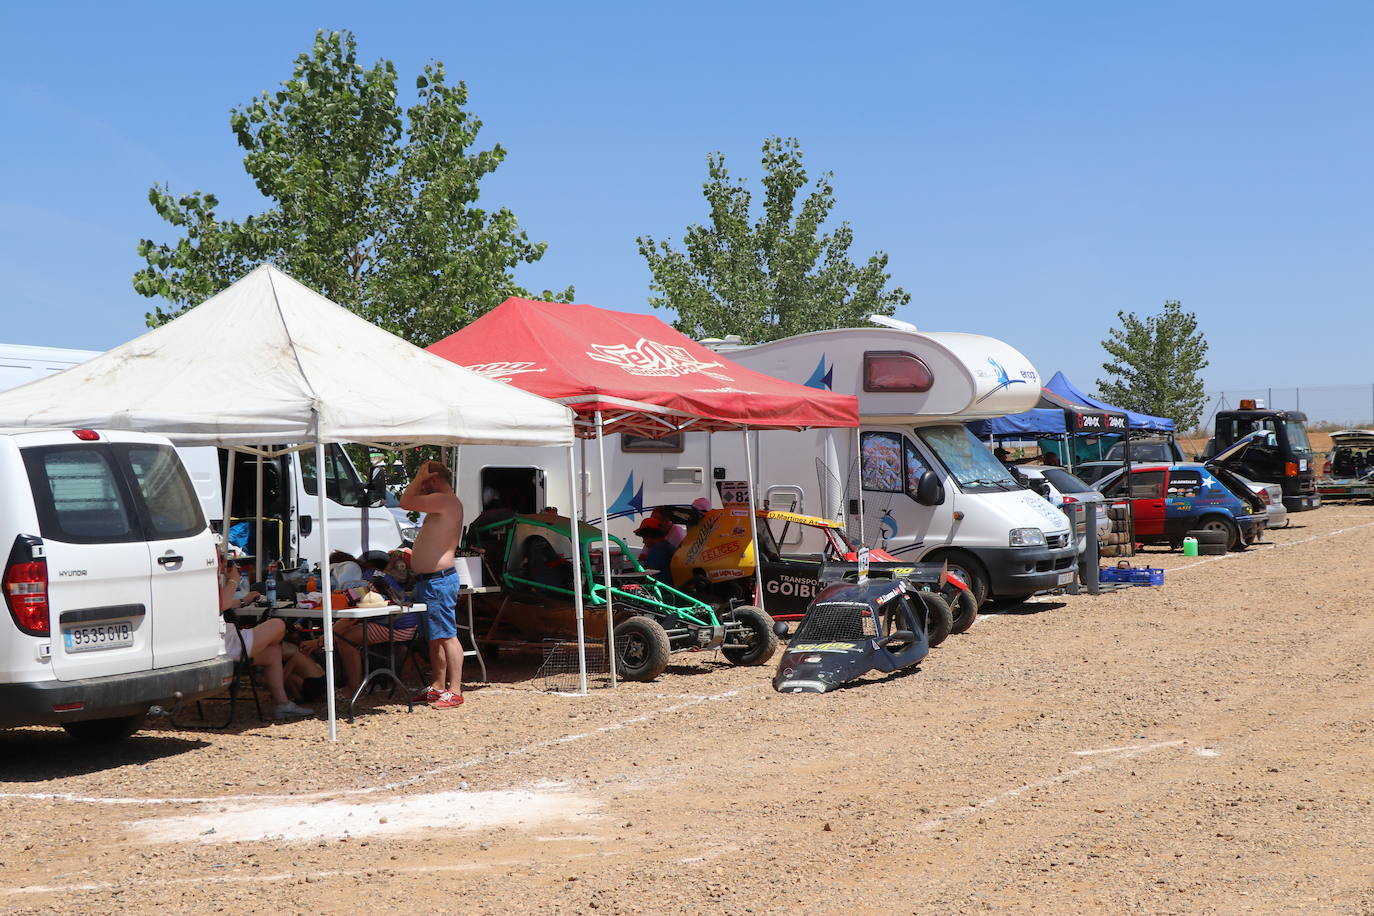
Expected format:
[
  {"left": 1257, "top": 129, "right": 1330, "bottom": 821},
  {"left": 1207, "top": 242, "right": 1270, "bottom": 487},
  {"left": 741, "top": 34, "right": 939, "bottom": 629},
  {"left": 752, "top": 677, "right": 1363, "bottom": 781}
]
[{"left": 1182, "top": 536, "right": 1199, "bottom": 557}]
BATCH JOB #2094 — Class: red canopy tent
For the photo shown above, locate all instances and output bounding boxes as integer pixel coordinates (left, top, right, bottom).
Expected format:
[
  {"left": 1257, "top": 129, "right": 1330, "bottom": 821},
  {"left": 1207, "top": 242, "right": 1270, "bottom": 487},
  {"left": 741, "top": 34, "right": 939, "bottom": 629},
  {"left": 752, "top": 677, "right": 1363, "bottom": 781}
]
[
  {"left": 428, "top": 298, "right": 859, "bottom": 683},
  {"left": 426, "top": 298, "right": 858, "bottom": 437}
]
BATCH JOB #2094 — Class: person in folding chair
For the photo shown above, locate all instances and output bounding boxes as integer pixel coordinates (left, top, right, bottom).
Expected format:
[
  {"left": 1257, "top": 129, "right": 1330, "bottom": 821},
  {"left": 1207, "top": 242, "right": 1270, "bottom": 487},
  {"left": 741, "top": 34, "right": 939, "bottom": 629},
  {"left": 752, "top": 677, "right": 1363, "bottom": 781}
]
[{"left": 220, "top": 559, "right": 314, "bottom": 721}]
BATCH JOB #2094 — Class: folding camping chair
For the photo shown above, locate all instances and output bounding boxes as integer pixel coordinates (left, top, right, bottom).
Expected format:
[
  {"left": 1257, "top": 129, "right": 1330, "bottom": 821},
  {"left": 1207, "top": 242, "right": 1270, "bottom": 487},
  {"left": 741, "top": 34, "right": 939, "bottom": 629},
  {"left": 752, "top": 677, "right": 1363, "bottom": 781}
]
[{"left": 170, "top": 614, "right": 265, "bottom": 729}]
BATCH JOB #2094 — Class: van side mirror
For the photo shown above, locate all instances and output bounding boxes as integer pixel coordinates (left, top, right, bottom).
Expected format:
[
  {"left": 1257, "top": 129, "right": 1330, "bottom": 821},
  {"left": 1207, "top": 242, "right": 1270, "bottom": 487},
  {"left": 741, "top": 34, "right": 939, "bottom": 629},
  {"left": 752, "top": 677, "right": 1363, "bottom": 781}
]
[
  {"left": 772, "top": 621, "right": 790, "bottom": 639},
  {"left": 915, "top": 471, "right": 944, "bottom": 506},
  {"left": 366, "top": 466, "right": 387, "bottom": 507},
  {"left": 299, "top": 515, "right": 313, "bottom": 537}
]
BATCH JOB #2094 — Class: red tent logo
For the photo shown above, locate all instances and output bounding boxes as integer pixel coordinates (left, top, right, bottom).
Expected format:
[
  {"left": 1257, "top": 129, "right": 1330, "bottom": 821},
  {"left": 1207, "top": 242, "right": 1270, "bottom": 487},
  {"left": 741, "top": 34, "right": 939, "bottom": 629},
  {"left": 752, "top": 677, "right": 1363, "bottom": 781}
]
[{"left": 586, "top": 339, "right": 733, "bottom": 381}]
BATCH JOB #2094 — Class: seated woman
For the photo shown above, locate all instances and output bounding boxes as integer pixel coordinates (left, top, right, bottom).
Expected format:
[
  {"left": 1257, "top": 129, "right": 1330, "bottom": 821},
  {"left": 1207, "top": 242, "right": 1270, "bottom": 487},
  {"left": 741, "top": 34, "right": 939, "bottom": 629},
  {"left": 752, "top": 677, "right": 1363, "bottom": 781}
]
[{"left": 220, "top": 558, "right": 314, "bottom": 721}]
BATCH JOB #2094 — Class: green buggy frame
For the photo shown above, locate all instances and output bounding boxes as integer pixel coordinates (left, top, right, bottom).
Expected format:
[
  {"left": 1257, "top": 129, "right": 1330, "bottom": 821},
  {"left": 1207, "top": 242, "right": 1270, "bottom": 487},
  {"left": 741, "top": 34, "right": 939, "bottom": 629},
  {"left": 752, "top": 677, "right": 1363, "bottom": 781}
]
[{"left": 466, "top": 513, "right": 777, "bottom": 681}]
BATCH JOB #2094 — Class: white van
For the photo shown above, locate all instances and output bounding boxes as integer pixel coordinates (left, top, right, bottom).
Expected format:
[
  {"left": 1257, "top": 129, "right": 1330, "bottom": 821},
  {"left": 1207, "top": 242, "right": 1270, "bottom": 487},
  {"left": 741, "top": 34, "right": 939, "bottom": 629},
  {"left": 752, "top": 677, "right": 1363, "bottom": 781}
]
[
  {"left": 0, "top": 344, "right": 404, "bottom": 571},
  {"left": 0, "top": 429, "right": 231, "bottom": 739}
]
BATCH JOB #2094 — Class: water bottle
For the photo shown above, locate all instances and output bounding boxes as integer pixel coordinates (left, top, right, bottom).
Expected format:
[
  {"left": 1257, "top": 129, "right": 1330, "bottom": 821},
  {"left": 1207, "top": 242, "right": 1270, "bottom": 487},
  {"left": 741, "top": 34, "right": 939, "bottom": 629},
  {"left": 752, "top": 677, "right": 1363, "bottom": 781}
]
[{"left": 265, "top": 562, "right": 278, "bottom": 606}]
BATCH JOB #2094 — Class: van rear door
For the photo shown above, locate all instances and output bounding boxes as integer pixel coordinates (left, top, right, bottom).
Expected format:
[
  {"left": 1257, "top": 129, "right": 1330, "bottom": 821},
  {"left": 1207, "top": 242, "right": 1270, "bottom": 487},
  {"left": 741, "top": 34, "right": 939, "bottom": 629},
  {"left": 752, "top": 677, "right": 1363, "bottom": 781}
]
[
  {"left": 21, "top": 443, "right": 154, "bottom": 680},
  {"left": 120, "top": 443, "right": 221, "bottom": 668}
]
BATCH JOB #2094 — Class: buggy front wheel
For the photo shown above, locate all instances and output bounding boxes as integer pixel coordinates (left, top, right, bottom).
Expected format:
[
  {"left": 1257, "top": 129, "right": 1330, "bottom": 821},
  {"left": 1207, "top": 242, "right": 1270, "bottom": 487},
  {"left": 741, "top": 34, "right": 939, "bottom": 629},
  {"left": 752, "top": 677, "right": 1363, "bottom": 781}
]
[
  {"left": 722, "top": 605, "right": 779, "bottom": 666},
  {"left": 614, "top": 616, "right": 672, "bottom": 681}
]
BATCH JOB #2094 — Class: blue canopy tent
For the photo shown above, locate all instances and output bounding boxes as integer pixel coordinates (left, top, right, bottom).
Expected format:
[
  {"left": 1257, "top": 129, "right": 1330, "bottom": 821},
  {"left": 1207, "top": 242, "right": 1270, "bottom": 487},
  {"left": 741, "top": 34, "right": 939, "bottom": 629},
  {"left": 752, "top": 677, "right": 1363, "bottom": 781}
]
[
  {"left": 1044, "top": 371, "right": 1175, "bottom": 433},
  {"left": 967, "top": 388, "right": 1129, "bottom": 467}
]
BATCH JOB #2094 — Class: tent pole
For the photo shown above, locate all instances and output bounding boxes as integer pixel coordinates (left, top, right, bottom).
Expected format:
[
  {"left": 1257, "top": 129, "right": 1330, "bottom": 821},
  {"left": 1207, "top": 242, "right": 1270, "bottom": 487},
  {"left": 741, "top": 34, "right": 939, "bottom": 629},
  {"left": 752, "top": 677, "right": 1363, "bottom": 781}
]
[
  {"left": 222, "top": 450, "right": 236, "bottom": 557},
  {"left": 854, "top": 426, "right": 866, "bottom": 547},
  {"left": 566, "top": 445, "right": 588, "bottom": 695},
  {"left": 743, "top": 427, "right": 766, "bottom": 614},
  {"left": 579, "top": 437, "right": 588, "bottom": 521},
  {"left": 254, "top": 453, "right": 265, "bottom": 581},
  {"left": 595, "top": 412, "right": 617, "bottom": 688},
  {"left": 316, "top": 440, "right": 338, "bottom": 741}
]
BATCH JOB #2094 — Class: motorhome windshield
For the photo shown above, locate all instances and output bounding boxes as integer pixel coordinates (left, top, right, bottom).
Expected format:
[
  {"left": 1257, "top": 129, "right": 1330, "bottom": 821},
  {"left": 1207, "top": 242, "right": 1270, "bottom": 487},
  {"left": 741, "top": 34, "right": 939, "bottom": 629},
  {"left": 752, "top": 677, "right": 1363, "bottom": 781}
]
[{"left": 918, "top": 425, "right": 1020, "bottom": 493}]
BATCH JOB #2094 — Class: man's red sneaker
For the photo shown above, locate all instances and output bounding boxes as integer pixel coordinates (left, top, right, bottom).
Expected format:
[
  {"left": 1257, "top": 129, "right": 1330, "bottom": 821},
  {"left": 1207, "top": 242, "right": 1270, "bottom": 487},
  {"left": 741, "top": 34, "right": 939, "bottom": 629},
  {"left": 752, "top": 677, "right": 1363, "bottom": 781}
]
[{"left": 433, "top": 691, "right": 464, "bottom": 709}]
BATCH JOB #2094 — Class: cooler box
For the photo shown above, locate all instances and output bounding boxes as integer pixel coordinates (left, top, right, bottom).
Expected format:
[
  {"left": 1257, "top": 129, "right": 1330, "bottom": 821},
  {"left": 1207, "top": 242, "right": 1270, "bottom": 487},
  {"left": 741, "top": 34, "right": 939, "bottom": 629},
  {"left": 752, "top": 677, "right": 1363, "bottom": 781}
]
[{"left": 455, "top": 556, "right": 484, "bottom": 589}]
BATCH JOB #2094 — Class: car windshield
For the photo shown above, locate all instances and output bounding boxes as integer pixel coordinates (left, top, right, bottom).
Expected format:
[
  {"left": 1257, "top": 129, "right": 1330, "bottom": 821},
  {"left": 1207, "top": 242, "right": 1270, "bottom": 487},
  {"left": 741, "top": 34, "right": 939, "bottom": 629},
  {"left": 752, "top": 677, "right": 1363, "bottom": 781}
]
[
  {"left": 1106, "top": 440, "right": 1171, "bottom": 461},
  {"left": 918, "top": 425, "right": 1020, "bottom": 493},
  {"left": 1284, "top": 421, "right": 1312, "bottom": 454},
  {"left": 1040, "top": 467, "right": 1094, "bottom": 494}
]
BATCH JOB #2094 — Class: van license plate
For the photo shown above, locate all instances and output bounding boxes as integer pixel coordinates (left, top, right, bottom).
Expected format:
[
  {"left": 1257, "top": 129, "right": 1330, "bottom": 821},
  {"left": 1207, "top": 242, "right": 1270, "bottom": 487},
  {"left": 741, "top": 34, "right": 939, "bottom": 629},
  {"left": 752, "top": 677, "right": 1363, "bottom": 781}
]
[
  {"left": 63, "top": 622, "right": 134, "bottom": 652},
  {"left": 1056, "top": 571, "right": 1074, "bottom": 585}
]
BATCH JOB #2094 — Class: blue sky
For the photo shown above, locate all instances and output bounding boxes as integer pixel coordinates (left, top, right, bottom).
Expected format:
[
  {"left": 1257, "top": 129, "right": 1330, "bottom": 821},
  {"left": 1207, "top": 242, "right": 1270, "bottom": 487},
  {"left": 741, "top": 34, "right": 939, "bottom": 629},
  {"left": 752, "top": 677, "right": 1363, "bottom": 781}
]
[{"left": 3, "top": 2, "right": 1371, "bottom": 418}]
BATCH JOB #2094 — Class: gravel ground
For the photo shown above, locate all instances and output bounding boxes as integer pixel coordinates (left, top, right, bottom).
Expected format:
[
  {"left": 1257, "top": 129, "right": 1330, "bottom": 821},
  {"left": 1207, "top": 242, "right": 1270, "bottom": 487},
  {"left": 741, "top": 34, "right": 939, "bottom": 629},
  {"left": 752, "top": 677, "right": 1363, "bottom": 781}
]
[{"left": 1, "top": 504, "right": 1372, "bottom": 914}]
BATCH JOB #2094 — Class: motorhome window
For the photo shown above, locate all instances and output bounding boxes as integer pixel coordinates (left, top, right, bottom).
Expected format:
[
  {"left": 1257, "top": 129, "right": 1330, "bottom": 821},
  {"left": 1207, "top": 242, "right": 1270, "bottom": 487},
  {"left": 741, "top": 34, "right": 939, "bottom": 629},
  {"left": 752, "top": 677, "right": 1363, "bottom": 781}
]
[
  {"left": 122, "top": 444, "right": 206, "bottom": 539},
  {"left": 863, "top": 351, "right": 934, "bottom": 392},
  {"left": 903, "top": 440, "right": 932, "bottom": 499},
  {"left": 299, "top": 445, "right": 368, "bottom": 507},
  {"left": 621, "top": 432, "right": 684, "bottom": 453},
  {"left": 23, "top": 446, "right": 139, "bottom": 543},
  {"left": 916, "top": 425, "right": 1019, "bottom": 494},
  {"left": 861, "top": 432, "right": 903, "bottom": 492}
]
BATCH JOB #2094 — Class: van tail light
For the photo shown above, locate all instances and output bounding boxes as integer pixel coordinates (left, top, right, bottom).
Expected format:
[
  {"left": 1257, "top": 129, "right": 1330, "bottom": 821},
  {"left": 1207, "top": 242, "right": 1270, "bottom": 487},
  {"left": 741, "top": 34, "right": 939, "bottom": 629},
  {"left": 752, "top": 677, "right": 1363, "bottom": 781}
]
[
  {"left": 1285, "top": 462, "right": 1299, "bottom": 477},
  {"left": 4, "top": 536, "right": 50, "bottom": 636}
]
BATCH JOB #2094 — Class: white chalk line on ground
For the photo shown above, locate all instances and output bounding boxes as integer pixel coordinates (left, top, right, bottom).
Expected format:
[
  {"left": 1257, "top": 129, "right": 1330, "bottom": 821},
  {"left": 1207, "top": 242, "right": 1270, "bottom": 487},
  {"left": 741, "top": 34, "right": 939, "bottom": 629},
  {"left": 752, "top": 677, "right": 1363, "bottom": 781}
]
[
  {"left": 1167, "top": 519, "right": 1374, "bottom": 574},
  {"left": 0, "top": 685, "right": 764, "bottom": 808},
  {"left": 914, "top": 740, "right": 1185, "bottom": 833}
]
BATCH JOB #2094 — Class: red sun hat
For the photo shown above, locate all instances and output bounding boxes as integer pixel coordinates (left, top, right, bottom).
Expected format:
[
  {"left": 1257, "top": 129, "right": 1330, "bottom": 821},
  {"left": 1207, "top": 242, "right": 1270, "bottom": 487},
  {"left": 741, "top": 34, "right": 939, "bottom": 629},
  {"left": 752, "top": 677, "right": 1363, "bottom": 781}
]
[{"left": 634, "top": 516, "right": 671, "bottom": 538}]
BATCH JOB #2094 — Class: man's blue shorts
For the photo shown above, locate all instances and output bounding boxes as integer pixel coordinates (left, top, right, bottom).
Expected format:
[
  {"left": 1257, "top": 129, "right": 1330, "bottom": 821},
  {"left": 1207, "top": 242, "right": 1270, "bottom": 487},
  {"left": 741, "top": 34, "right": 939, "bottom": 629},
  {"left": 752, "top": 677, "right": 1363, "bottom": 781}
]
[{"left": 413, "top": 567, "right": 459, "bottom": 640}]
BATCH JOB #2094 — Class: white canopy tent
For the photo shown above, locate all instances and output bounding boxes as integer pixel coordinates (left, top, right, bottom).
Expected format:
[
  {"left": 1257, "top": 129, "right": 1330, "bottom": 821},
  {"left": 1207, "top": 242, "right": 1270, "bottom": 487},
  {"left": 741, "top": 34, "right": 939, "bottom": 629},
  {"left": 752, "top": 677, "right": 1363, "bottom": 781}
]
[{"left": 0, "top": 264, "right": 581, "bottom": 738}]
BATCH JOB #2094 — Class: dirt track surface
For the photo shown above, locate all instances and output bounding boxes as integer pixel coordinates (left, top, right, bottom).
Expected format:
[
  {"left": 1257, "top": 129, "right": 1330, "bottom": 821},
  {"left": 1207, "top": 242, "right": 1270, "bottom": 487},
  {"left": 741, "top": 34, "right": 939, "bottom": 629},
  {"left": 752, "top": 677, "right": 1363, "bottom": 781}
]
[{"left": 2, "top": 505, "right": 1373, "bottom": 914}]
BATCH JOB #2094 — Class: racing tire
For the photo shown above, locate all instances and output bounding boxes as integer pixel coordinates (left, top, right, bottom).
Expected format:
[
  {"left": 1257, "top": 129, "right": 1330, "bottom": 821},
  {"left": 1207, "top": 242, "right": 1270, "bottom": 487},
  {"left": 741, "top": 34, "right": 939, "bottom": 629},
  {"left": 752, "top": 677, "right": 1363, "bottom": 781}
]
[
  {"left": 929, "top": 552, "right": 989, "bottom": 610},
  {"left": 722, "top": 605, "right": 779, "bottom": 666},
  {"left": 1195, "top": 518, "right": 1239, "bottom": 551},
  {"left": 915, "top": 591, "right": 954, "bottom": 648},
  {"left": 613, "top": 617, "right": 672, "bottom": 682},
  {"left": 61, "top": 714, "right": 144, "bottom": 743},
  {"left": 946, "top": 587, "right": 979, "bottom": 634}
]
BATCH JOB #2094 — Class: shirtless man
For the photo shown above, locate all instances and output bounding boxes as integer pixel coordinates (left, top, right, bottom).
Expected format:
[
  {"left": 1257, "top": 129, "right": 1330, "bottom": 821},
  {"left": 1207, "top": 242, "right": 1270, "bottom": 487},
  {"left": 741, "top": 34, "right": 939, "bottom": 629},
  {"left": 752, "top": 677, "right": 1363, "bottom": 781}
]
[{"left": 400, "top": 460, "right": 466, "bottom": 709}]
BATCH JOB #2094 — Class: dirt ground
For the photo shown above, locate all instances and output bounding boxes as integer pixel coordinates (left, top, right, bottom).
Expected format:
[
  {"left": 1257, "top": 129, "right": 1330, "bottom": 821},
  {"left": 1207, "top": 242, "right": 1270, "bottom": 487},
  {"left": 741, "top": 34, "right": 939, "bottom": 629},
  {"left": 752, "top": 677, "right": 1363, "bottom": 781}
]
[{"left": 2, "top": 504, "right": 1372, "bottom": 915}]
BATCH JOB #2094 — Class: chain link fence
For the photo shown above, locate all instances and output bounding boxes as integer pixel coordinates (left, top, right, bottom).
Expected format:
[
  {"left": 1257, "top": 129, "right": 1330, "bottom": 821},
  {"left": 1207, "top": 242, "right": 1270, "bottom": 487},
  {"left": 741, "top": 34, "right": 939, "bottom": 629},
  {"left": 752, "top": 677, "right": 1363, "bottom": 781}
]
[{"left": 1201, "top": 384, "right": 1374, "bottom": 431}]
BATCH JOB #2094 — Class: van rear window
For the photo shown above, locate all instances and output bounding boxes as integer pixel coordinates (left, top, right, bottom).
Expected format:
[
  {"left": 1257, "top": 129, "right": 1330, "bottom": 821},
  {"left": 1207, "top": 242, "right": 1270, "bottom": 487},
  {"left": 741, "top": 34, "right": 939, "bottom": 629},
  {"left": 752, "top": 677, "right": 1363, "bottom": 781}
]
[
  {"left": 123, "top": 444, "right": 205, "bottom": 539},
  {"left": 24, "top": 447, "right": 138, "bottom": 543}
]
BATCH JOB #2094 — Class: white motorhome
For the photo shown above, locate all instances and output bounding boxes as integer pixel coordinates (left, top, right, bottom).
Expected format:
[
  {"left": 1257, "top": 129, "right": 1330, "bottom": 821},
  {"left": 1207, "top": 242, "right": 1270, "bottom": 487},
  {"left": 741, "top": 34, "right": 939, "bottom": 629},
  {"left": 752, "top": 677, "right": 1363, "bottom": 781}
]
[
  {"left": 0, "top": 344, "right": 403, "bottom": 569},
  {"left": 453, "top": 328, "right": 1077, "bottom": 606}
]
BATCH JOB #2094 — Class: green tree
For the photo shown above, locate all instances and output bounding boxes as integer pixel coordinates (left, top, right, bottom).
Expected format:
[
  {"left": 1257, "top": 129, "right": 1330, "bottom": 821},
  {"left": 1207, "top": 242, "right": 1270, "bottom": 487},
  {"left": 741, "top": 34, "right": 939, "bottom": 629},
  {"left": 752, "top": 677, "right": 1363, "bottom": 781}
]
[
  {"left": 1097, "top": 300, "right": 1210, "bottom": 428},
  {"left": 133, "top": 30, "right": 569, "bottom": 345},
  {"left": 637, "top": 137, "right": 909, "bottom": 343}
]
